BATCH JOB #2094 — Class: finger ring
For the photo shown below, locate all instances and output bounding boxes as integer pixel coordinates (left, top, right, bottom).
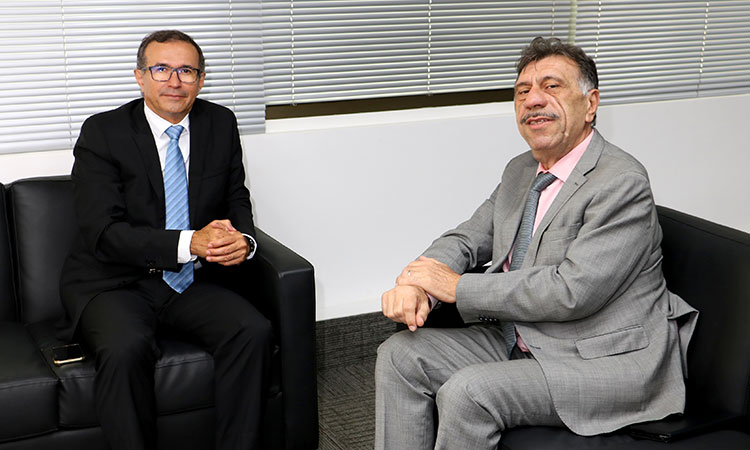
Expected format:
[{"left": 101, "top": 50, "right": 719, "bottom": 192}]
[{"left": 407, "top": 270, "right": 411, "bottom": 276}]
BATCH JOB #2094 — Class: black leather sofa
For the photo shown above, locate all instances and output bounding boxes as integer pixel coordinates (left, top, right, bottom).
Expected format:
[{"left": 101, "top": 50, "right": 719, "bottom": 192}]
[
  {"left": 422, "top": 206, "right": 750, "bottom": 449},
  {"left": 0, "top": 176, "right": 319, "bottom": 450}
]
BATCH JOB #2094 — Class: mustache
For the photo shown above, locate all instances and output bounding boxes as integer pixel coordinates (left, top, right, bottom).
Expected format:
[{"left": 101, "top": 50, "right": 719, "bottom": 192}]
[{"left": 521, "top": 111, "right": 559, "bottom": 124}]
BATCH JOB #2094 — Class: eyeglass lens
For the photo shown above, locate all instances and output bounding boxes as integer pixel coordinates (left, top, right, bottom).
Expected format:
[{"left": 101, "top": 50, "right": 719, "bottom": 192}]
[{"left": 148, "top": 66, "right": 199, "bottom": 83}]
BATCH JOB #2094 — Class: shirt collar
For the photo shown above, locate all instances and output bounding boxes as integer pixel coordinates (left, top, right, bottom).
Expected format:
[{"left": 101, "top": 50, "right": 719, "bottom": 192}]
[
  {"left": 536, "top": 129, "right": 594, "bottom": 182},
  {"left": 143, "top": 102, "right": 190, "bottom": 139}
]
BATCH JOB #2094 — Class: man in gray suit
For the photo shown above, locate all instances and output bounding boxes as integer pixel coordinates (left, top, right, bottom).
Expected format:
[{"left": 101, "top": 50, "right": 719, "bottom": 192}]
[{"left": 376, "top": 37, "right": 698, "bottom": 450}]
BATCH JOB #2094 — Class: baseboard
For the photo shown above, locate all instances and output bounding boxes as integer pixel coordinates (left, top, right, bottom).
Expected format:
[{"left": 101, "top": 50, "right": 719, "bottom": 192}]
[{"left": 315, "top": 312, "right": 396, "bottom": 371}]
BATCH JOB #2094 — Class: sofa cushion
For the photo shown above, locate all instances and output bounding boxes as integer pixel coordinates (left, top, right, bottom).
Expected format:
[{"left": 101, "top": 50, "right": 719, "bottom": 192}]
[
  {"left": 0, "top": 323, "right": 58, "bottom": 442},
  {"left": 28, "top": 321, "right": 216, "bottom": 427},
  {"left": 154, "top": 339, "right": 215, "bottom": 414},
  {"left": 500, "top": 426, "right": 634, "bottom": 449},
  {"left": 500, "top": 426, "right": 750, "bottom": 450},
  {"left": 7, "top": 177, "right": 76, "bottom": 324}
]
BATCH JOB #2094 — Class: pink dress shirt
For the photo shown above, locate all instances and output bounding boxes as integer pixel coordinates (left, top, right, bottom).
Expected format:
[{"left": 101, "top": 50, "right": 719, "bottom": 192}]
[
  {"left": 426, "top": 131, "right": 594, "bottom": 349},
  {"left": 508, "top": 130, "right": 594, "bottom": 351}
]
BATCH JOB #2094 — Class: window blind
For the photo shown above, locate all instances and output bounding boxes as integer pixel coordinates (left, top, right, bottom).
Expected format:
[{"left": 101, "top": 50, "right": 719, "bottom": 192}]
[
  {"left": 575, "top": 1, "right": 707, "bottom": 104},
  {"left": 574, "top": 0, "right": 750, "bottom": 104},
  {"left": 262, "top": 1, "right": 569, "bottom": 105},
  {"left": 428, "top": 2, "right": 570, "bottom": 94},
  {"left": 0, "top": 0, "right": 264, "bottom": 155},
  {"left": 263, "top": 0, "right": 749, "bottom": 108},
  {"left": 697, "top": 1, "right": 750, "bottom": 97}
]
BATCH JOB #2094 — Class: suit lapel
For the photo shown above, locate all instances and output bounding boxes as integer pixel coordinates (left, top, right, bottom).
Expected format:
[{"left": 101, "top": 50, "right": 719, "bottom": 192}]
[
  {"left": 485, "top": 158, "right": 537, "bottom": 273},
  {"left": 524, "top": 130, "right": 605, "bottom": 266},
  {"left": 187, "top": 99, "right": 209, "bottom": 226},
  {"left": 499, "top": 163, "right": 537, "bottom": 270},
  {"left": 131, "top": 101, "right": 166, "bottom": 209}
]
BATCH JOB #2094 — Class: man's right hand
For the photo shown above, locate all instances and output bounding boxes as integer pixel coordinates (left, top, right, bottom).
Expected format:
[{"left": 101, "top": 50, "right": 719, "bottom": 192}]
[{"left": 381, "top": 285, "right": 431, "bottom": 332}]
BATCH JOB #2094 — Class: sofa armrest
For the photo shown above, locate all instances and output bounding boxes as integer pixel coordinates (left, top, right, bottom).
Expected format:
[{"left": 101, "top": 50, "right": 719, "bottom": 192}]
[{"left": 247, "top": 228, "right": 318, "bottom": 450}]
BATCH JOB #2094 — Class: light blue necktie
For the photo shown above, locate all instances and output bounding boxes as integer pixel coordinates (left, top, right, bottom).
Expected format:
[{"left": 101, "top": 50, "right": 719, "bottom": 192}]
[
  {"left": 501, "top": 171, "right": 557, "bottom": 356},
  {"left": 162, "top": 125, "right": 194, "bottom": 293}
]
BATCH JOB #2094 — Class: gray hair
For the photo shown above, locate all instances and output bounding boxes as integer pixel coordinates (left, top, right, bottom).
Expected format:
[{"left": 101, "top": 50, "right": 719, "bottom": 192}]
[{"left": 517, "top": 37, "right": 598, "bottom": 125}]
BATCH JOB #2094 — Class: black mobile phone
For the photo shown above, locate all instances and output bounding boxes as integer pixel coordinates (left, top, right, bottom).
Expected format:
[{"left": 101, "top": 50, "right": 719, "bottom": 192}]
[{"left": 51, "top": 344, "right": 85, "bottom": 366}]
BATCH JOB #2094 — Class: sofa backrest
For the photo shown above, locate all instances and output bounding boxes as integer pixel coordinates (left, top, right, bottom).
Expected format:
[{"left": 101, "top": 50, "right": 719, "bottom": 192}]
[
  {"left": 0, "top": 183, "right": 17, "bottom": 322},
  {"left": 657, "top": 206, "right": 750, "bottom": 416},
  {"left": 7, "top": 176, "right": 77, "bottom": 324}
]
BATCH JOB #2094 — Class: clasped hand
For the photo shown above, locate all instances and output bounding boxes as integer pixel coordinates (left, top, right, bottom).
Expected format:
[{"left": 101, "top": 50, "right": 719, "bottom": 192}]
[
  {"left": 190, "top": 219, "right": 248, "bottom": 266},
  {"left": 381, "top": 256, "right": 460, "bottom": 332}
]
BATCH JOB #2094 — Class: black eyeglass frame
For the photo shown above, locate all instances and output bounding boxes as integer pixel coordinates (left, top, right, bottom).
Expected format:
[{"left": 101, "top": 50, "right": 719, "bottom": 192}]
[{"left": 141, "top": 65, "right": 203, "bottom": 84}]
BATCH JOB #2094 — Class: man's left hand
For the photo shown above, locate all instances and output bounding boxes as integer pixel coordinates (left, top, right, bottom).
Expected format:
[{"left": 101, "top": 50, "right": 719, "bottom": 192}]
[
  {"left": 192, "top": 220, "right": 248, "bottom": 266},
  {"left": 396, "top": 256, "right": 460, "bottom": 303}
]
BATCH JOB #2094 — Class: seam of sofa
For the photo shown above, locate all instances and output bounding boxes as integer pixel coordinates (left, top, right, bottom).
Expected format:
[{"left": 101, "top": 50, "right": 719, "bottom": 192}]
[
  {"left": 155, "top": 356, "right": 213, "bottom": 369},
  {"left": 0, "top": 426, "right": 60, "bottom": 445},
  {"left": 0, "top": 378, "right": 58, "bottom": 390}
]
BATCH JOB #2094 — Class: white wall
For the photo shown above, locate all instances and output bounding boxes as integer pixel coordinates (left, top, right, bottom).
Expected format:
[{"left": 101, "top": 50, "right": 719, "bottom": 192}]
[
  {"left": 1, "top": 94, "right": 748, "bottom": 320},
  {"left": 596, "top": 95, "right": 749, "bottom": 231}
]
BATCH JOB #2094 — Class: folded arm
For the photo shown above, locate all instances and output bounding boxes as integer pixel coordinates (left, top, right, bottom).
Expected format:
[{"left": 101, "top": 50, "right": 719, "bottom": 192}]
[{"left": 456, "top": 169, "right": 657, "bottom": 323}]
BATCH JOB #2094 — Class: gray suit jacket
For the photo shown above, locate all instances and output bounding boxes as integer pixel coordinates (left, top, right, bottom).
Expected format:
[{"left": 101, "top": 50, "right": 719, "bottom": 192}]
[{"left": 422, "top": 130, "right": 698, "bottom": 436}]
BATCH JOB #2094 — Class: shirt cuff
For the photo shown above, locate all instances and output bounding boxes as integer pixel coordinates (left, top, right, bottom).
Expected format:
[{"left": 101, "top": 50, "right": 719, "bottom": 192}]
[
  {"left": 426, "top": 293, "right": 440, "bottom": 311},
  {"left": 178, "top": 230, "right": 197, "bottom": 264},
  {"left": 179, "top": 230, "right": 256, "bottom": 262}
]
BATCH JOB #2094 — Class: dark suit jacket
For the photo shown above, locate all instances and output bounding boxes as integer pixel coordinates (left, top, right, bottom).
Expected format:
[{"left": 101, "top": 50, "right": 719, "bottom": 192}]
[{"left": 60, "top": 98, "right": 255, "bottom": 339}]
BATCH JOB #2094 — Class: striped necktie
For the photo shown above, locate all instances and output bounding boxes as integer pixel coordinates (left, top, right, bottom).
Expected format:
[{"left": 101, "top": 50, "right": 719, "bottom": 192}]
[
  {"left": 501, "top": 171, "right": 558, "bottom": 356},
  {"left": 162, "top": 125, "right": 193, "bottom": 293}
]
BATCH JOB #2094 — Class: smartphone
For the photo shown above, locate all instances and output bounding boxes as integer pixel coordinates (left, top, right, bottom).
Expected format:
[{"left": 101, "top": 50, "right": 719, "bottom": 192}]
[{"left": 51, "top": 344, "right": 85, "bottom": 366}]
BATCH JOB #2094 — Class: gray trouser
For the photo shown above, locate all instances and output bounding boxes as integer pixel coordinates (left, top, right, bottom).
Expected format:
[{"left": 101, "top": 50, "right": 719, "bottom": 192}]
[{"left": 375, "top": 325, "right": 564, "bottom": 450}]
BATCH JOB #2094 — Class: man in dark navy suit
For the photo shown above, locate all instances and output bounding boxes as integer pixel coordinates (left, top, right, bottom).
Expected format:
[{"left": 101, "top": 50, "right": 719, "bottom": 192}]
[{"left": 60, "top": 30, "right": 270, "bottom": 450}]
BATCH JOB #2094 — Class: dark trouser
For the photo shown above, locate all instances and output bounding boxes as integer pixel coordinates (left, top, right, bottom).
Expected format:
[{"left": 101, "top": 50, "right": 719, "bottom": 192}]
[{"left": 79, "top": 274, "right": 271, "bottom": 450}]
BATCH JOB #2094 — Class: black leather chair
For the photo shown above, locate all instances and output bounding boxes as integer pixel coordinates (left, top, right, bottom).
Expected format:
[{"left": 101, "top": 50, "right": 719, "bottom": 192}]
[
  {"left": 421, "top": 206, "right": 750, "bottom": 449},
  {"left": 0, "top": 176, "right": 319, "bottom": 450}
]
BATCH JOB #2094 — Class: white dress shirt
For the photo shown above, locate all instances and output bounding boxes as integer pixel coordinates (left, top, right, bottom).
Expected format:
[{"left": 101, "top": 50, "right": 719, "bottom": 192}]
[{"left": 142, "top": 103, "right": 256, "bottom": 264}]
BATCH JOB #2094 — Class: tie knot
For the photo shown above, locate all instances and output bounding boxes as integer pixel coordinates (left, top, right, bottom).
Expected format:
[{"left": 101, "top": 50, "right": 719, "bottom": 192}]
[
  {"left": 532, "top": 171, "right": 557, "bottom": 192},
  {"left": 165, "top": 125, "right": 184, "bottom": 141}
]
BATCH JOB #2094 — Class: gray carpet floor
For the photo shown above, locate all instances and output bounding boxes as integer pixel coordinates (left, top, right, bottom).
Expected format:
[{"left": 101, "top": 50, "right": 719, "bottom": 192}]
[
  {"left": 315, "top": 312, "right": 393, "bottom": 450},
  {"left": 317, "top": 357, "right": 377, "bottom": 450}
]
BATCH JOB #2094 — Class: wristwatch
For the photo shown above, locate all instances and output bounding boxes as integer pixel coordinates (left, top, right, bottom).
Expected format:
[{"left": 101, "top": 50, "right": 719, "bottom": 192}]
[{"left": 244, "top": 235, "right": 256, "bottom": 257}]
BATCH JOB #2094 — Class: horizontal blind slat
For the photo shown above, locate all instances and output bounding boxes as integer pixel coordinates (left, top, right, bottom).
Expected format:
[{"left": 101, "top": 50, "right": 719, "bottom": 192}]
[
  {"left": 263, "top": 0, "right": 563, "bottom": 104},
  {"left": 0, "top": 0, "right": 265, "bottom": 154}
]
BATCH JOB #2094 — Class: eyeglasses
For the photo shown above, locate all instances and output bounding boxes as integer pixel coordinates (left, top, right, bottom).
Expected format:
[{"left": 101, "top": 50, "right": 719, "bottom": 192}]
[{"left": 141, "top": 65, "right": 202, "bottom": 84}]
